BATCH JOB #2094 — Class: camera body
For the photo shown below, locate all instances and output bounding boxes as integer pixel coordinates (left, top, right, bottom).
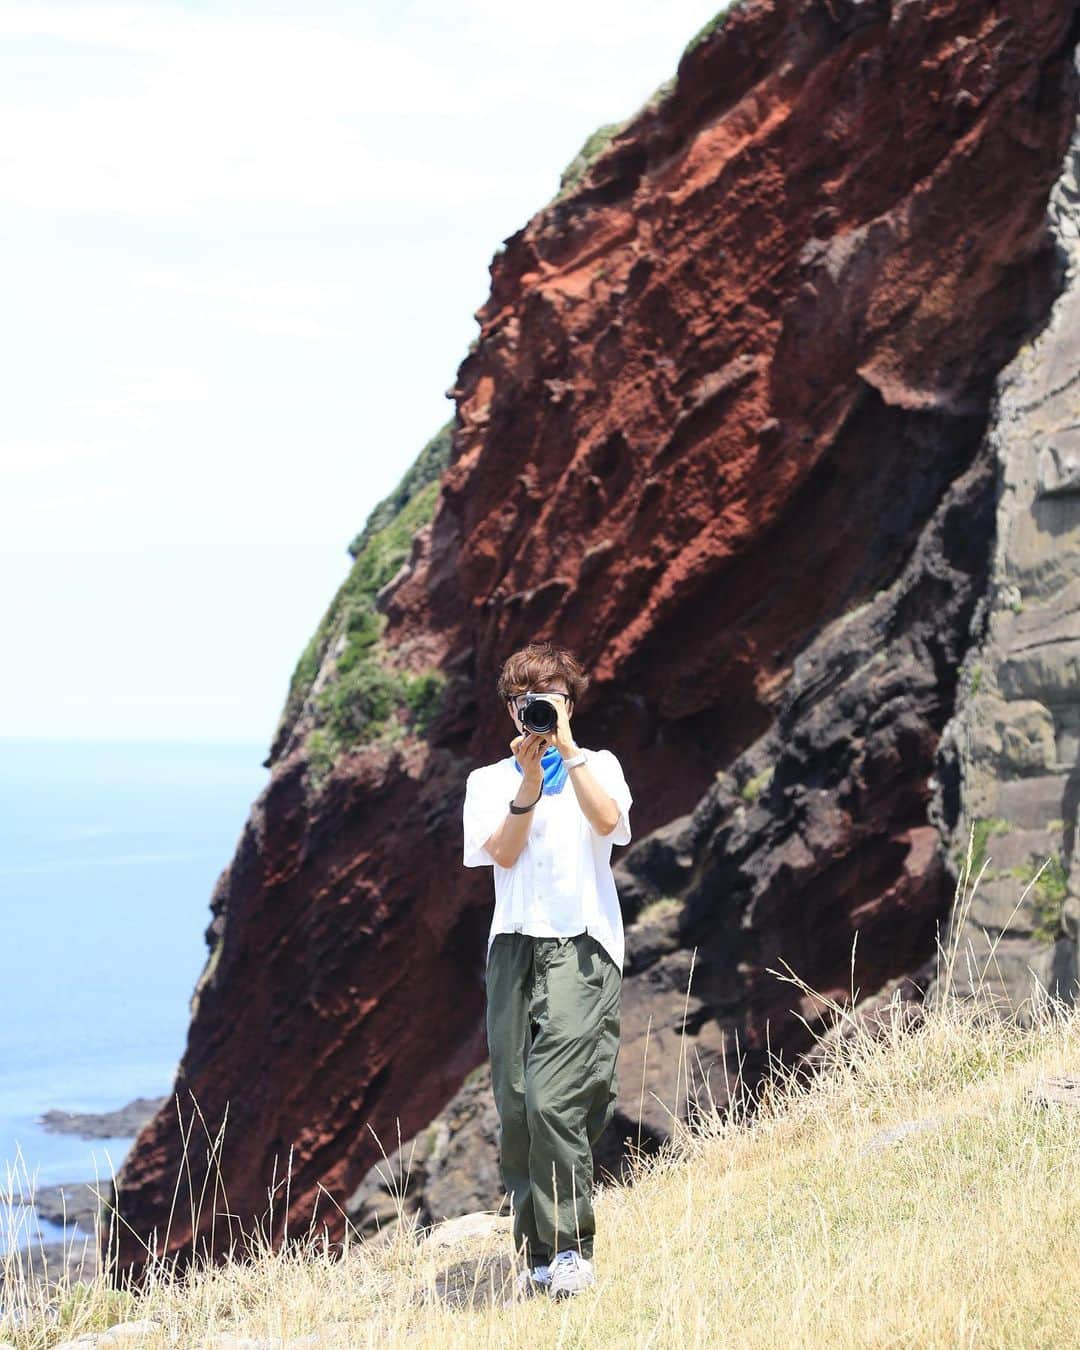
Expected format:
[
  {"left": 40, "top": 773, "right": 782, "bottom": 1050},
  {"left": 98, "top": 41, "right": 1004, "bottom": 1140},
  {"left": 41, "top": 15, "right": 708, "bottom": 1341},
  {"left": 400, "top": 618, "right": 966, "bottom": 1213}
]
[{"left": 518, "top": 693, "right": 560, "bottom": 736}]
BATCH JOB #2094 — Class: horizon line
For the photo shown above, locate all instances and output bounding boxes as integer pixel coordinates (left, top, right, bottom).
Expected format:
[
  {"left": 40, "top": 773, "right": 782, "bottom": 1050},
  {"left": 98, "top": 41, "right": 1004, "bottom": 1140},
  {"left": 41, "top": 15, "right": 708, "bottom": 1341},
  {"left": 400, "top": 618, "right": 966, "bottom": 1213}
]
[{"left": 0, "top": 735, "right": 269, "bottom": 748}]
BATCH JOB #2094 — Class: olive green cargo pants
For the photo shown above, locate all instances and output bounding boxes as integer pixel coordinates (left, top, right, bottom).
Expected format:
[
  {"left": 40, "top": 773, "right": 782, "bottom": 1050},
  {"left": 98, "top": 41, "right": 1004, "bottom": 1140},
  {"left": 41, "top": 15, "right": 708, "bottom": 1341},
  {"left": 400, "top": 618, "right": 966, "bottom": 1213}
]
[{"left": 485, "top": 930, "right": 622, "bottom": 1267}]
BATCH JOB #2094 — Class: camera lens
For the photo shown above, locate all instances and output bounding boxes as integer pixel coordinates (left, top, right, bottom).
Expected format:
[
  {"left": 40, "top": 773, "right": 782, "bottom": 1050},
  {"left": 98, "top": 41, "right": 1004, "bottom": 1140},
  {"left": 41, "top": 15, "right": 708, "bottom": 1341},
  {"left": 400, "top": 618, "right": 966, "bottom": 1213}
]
[{"left": 522, "top": 697, "right": 558, "bottom": 734}]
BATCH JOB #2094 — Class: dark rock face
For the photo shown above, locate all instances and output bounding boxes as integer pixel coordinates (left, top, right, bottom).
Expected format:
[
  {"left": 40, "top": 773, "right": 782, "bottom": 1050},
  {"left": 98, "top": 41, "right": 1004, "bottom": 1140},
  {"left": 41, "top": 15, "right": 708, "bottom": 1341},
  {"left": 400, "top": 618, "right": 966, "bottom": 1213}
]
[
  {"left": 109, "top": 0, "right": 1080, "bottom": 1283},
  {"left": 616, "top": 439, "right": 998, "bottom": 1129},
  {"left": 930, "top": 108, "right": 1080, "bottom": 1013},
  {"left": 344, "top": 1065, "right": 503, "bottom": 1242}
]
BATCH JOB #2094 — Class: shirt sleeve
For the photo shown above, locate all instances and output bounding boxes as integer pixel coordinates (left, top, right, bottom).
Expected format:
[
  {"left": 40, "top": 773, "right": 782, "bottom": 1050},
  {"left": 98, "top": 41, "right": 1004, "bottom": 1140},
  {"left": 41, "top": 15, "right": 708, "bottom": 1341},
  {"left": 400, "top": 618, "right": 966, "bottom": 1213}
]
[
  {"left": 588, "top": 748, "right": 633, "bottom": 846},
  {"left": 462, "top": 768, "right": 506, "bottom": 867}
]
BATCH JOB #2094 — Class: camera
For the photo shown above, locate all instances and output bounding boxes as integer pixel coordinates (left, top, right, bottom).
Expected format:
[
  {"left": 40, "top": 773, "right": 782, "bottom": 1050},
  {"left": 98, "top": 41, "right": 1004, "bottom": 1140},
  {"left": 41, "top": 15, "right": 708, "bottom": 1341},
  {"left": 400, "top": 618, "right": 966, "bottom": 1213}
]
[{"left": 518, "top": 693, "right": 559, "bottom": 735}]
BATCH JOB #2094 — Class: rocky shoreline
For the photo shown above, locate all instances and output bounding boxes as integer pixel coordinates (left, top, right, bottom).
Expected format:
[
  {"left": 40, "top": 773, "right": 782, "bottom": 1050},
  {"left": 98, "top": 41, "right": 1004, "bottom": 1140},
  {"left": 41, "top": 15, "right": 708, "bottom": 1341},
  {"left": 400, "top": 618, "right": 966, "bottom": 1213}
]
[
  {"left": 35, "top": 1096, "right": 166, "bottom": 1142},
  {"left": 2, "top": 1097, "right": 165, "bottom": 1298}
]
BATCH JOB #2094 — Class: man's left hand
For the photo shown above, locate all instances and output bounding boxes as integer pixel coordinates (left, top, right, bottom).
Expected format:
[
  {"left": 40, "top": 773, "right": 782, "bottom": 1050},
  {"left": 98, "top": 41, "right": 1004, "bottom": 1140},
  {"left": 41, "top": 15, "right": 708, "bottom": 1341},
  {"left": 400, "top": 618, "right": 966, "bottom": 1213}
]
[{"left": 552, "top": 697, "right": 578, "bottom": 759}]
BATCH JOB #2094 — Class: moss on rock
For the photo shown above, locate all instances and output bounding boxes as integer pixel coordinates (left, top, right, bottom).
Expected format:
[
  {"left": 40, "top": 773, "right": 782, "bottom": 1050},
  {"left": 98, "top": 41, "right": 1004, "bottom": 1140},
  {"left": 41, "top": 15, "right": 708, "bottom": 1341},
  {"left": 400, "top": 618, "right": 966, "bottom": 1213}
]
[
  {"left": 954, "top": 816, "right": 1011, "bottom": 879},
  {"left": 557, "top": 122, "right": 626, "bottom": 197},
  {"left": 636, "top": 895, "right": 684, "bottom": 924},
  {"left": 1019, "top": 855, "right": 1069, "bottom": 945},
  {"left": 550, "top": 72, "right": 677, "bottom": 206},
  {"left": 740, "top": 765, "right": 774, "bottom": 804}
]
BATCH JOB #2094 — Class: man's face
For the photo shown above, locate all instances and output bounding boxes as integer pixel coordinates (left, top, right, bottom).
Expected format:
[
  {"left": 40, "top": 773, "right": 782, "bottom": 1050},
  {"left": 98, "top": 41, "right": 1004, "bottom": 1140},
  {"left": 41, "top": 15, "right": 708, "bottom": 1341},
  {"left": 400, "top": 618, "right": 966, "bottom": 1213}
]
[{"left": 506, "top": 682, "right": 573, "bottom": 733}]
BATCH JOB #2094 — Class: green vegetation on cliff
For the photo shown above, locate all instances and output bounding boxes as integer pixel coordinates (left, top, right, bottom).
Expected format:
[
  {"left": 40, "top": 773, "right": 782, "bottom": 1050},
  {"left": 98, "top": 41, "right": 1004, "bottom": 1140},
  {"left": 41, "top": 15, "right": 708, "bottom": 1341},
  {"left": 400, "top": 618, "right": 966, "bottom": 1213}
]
[
  {"left": 954, "top": 816, "right": 1010, "bottom": 879},
  {"left": 635, "top": 895, "right": 684, "bottom": 924},
  {"left": 346, "top": 420, "right": 454, "bottom": 560},
  {"left": 553, "top": 74, "right": 676, "bottom": 204},
  {"left": 271, "top": 419, "right": 454, "bottom": 783},
  {"left": 557, "top": 121, "right": 627, "bottom": 197},
  {"left": 740, "top": 765, "right": 774, "bottom": 804},
  {"left": 1019, "top": 854, "right": 1068, "bottom": 945},
  {"left": 682, "top": 1, "right": 741, "bottom": 58},
  {"left": 549, "top": 2, "right": 742, "bottom": 207}
]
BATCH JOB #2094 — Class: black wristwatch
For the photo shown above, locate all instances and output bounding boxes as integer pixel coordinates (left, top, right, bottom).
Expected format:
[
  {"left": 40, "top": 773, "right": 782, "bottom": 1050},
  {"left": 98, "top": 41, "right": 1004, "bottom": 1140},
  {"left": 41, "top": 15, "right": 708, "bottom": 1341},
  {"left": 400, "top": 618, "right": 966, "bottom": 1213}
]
[{"left": 509, "top": 786, "right": 543, "bottom": 814}]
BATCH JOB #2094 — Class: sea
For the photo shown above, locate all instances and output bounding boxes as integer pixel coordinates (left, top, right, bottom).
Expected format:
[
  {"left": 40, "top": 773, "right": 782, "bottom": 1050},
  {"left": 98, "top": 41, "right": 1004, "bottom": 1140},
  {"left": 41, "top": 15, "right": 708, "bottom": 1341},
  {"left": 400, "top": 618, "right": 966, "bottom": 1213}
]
[{"left": 0, "top": 738, "right": 269, "bottom": 1256}]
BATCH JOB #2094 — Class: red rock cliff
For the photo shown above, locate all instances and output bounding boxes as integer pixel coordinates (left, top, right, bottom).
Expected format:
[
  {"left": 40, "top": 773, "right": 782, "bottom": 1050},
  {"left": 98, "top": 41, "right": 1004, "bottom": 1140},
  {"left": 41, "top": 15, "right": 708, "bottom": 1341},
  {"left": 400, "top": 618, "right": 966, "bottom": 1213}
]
[{"left": 110, "top": 0, "right": 1080, "bottom": 1283}]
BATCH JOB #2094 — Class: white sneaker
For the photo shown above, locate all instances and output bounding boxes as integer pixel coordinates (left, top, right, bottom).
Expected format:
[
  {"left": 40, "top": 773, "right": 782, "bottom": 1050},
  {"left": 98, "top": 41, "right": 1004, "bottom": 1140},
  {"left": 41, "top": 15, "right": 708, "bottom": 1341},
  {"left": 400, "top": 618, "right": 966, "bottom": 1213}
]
[
  {"left": 548, "top": 1249, "right": 596, "bottom": 1297},
  {"left": 505, "top": 1263, "right": 552, "bottom": 1306}
]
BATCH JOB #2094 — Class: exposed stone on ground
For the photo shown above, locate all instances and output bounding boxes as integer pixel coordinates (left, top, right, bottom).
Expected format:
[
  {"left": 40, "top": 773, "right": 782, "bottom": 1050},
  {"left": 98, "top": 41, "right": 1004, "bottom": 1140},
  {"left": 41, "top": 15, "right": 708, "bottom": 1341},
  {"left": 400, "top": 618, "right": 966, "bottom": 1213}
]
[
  {"left": 416, "top": 1250, "right": 518, "bottom": 1312},
  {"left": 858, "top": 1117, "right": 947, "bottom": 1156},
  {"left": 1028, "top": 1072, "right": 1080, "bottom": 1108},
  {"left": 420, "top": 1210, "right": 509, "bottom": 1249},
  {"left": 195, "top": 1338, "right": 320, "bottom": 1349}
]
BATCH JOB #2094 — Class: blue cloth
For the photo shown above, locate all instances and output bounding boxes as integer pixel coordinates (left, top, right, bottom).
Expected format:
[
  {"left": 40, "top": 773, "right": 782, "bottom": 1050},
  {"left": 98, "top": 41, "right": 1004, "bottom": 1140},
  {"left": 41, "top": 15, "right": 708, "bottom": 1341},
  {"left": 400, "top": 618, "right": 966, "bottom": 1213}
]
[{"left": 513, "top": 742, "right": 569, "bottom": 794}]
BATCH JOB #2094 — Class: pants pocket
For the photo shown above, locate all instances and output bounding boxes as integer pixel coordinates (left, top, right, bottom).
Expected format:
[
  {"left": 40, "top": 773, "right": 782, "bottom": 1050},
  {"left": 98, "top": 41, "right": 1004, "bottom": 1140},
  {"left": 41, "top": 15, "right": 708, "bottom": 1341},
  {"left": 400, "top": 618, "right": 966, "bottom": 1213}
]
[{"left": 587, "top": 932, "right": 619, "bottom": 996}]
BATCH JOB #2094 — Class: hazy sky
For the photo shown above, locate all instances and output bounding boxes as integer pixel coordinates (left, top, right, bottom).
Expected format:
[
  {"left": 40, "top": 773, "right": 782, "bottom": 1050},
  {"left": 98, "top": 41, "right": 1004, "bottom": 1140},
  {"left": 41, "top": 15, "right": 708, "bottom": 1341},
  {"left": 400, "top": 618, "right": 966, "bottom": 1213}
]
[{"left": 0, "top": 0, "right": 719, "bottom": 747}]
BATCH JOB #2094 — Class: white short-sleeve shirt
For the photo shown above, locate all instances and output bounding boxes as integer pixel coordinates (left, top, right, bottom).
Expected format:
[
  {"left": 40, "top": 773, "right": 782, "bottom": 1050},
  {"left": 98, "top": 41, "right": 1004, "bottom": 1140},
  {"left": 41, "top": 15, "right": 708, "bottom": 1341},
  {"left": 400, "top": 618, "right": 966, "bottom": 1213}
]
[{"left": 462, "top": 746, "right": 633, "bottom": 972}]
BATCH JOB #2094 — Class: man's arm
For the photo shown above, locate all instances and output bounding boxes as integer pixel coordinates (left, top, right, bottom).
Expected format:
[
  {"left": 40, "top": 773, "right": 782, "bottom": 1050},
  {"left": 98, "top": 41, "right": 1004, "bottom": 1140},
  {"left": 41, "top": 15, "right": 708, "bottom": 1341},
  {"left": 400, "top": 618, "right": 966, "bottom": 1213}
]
[
  {"left": 565, "top": 758, "right": 621, "bottom": 835},
  {"left": 482, "top": 775, "right": 545, "bottom": 867},
  {"left": 548, "top": 699, "right": 622, "bottom": 835},
  {"left": 463, "top": 760, "right": 544, "bottom": 868},
  {"left": 585, "top": 749, "right": 633, "bottom": 844}
]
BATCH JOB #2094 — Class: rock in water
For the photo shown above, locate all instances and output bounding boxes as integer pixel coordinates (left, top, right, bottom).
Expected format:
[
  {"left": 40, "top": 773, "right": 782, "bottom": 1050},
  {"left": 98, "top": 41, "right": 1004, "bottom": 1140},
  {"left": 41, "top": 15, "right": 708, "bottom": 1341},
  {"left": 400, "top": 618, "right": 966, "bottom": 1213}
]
[{"left": 37, "top": 1098, "right": 167, "bottom": 1140}]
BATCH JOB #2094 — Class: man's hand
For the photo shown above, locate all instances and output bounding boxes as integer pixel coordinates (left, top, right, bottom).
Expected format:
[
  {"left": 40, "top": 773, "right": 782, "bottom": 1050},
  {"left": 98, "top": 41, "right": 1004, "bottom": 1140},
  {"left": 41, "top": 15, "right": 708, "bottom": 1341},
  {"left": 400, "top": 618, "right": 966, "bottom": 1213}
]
[
  {"left": 511, "top": 731, "right": 547, "bottom": 788},
  {"left": 552, "top": 696, "right": 578, "bottom": 759}
]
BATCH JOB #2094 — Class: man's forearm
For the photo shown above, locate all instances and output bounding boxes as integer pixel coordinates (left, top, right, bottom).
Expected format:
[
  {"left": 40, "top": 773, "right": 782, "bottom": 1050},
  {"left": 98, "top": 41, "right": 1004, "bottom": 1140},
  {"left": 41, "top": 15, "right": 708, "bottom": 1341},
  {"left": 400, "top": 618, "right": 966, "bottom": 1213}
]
[
  {"left": 485, "top": 776, "right": 542, "bottom": 867},
  {"left": 565, "top": 757, "right": 620, "bottom": 836}
]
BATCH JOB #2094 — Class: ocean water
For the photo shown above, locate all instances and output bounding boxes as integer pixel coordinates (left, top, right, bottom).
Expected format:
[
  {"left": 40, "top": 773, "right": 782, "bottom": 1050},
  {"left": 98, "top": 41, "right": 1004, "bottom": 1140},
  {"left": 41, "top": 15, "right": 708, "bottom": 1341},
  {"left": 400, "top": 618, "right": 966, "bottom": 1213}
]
[{"left": 0, "top": 738, "right": 269, "bottom": 1255}]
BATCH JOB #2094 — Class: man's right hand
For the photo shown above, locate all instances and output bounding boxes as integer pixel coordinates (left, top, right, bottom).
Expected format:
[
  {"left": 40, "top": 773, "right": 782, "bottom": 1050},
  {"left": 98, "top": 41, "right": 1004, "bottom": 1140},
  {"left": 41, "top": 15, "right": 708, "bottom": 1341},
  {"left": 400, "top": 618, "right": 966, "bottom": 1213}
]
[{"left": 511, "top": 731, "right": 548, "bottom": 788}]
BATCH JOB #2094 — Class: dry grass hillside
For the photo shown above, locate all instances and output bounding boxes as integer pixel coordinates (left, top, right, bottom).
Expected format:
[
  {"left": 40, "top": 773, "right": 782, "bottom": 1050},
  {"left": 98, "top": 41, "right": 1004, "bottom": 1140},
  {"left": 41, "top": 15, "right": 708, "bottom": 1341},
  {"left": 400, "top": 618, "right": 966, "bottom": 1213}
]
[{"left": 4, "top": 833, "right": 1079, "bottom": 1348}]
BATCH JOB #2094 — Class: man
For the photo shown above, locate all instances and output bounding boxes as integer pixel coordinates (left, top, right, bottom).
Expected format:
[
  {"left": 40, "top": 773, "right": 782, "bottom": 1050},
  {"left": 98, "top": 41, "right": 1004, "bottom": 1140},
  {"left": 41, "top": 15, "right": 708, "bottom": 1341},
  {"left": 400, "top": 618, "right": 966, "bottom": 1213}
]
[{"left": 462, "top": 641, "right": 633, "bottom": 1301}]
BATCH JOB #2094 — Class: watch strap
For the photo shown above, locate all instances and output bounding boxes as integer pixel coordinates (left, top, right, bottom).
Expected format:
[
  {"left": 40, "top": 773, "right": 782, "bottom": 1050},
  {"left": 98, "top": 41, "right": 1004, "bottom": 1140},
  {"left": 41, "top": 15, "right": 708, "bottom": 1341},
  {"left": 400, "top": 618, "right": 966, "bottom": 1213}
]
[{"left": 509, "top": 786, "right": 543, "bottom": 813}]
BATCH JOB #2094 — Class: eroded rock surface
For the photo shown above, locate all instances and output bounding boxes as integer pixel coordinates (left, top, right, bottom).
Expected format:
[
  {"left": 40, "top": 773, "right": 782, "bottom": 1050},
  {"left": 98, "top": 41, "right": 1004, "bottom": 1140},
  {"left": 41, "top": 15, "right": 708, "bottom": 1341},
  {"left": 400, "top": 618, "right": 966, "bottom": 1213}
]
[{"left": 932, "top": 99, "right": 1080, "bottom": 1013}]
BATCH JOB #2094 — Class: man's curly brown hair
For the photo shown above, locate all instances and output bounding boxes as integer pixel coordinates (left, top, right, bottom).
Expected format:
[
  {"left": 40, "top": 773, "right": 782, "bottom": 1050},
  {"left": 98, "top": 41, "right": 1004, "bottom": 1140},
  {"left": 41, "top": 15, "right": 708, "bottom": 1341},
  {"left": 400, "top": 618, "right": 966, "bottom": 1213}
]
[{"left": 496, "top": 642, "right": 590, "bottom": 707}]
